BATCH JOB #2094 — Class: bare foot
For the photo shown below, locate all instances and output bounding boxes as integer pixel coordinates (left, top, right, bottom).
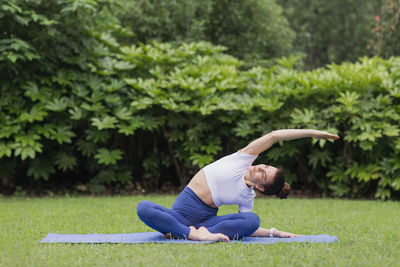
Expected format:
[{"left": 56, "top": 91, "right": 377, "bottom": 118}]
[{"left": 189, "top": 226, "right": 229, "bottom": 242}]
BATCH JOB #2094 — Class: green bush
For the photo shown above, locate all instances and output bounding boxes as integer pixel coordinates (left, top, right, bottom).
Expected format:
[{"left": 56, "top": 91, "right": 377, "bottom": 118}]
[
  {"left": 0, "top": 0, "right": 133, "bottom": 194},
  {"left": 277, "top": 0, "right": 380, "bottom": 69},
  {"left": 1, "top": 0, "right": 399, "bottom": 199},
  {"left": 115, "top": 0, "right": 295, "bottom": 64},
  {"left": 250, "top": 57, "right": 400, "bottom": 199}
]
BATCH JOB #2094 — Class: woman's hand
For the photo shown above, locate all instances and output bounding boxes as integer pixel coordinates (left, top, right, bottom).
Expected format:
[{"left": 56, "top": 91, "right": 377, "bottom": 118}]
[
  {"left": 251, "top": 227, "right": 303, "bottom": 238},
  {"left": 311, "top": 130, "right": 340, "bottom": 140},
  {"left": 276, "top": 230, "right": 303, "bottom": 238}
]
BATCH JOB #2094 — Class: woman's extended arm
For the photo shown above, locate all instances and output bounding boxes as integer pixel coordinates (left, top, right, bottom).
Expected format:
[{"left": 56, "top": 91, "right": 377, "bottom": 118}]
[
  {"left": 251, "top": 227, "right": 302, "bottom": 238},
  {"left": 241, "top": 129, "right": 339, "bottom": 155}
]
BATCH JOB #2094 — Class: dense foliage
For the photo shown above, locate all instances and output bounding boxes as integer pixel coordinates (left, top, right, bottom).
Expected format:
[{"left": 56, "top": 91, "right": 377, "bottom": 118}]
[
  {"left": 0, "top": 0, "right": 132, "bottom": 193},
  {"left": 1, "top": 0, "right": 399, "bottom": 199},
  {"left": 372, "top": 0, "right": 400, "bottom": 58},
  {"left": 277, "top": 0, "right": 380, "bottom": 69},
  {"left": 115, "top": 0, "right": 295, "bottom": 64}
]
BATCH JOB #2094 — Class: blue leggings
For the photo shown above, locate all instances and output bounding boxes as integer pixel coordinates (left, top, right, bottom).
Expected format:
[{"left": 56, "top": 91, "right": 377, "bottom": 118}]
[{"left": 136, "top": 187, "right": 260, "bottom": 239}]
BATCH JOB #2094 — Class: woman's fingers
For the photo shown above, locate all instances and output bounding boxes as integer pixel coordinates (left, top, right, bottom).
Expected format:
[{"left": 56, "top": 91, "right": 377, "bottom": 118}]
[
  {"left": 328, "top": 133, "right": 340, "bottom": 140},
  {"left": 315, "top": 131, "right": 340, "bottom": 140},
  {"left": 279, "top": 231, "right": 303, "bottom": 238},
  {"left": 324, "top": 135, "right": 339, "bottom": 140}
]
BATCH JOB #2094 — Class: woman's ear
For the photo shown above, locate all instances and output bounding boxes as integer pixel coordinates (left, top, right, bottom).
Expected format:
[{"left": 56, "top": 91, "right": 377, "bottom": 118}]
[{"left": 255, "top": 185, "right": 265, "bottom": 192}]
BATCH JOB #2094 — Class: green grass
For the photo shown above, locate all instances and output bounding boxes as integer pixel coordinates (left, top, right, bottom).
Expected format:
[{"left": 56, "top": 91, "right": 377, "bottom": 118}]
[{"left": 1, "top": 195, "right": 399, "bottom": 267}]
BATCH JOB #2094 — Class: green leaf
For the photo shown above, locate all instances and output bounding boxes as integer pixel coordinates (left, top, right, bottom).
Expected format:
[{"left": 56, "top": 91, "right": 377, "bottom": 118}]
[
  {"left": 233, "top": 121, "right": 253, "bottom": 137},
  {"left": 50, "top": 126, "right": 75, "bottom": 144},
  {"left": 0, "top": 125, "right": 20, "bottom": 139},
  {"left": 68, "top": 107, "right": 84, "bottom": 120},
  {"left": 14, "top": 133, "right": 41, "bottom": 146},
  {"left": 118, "top": 121, "right": 142, "bottom": 136},
  {"left": 345, "top": 163, "right": 381, "bottom": 182},
  {"left": 308, "top": 150, "right": 333, "bottom": 169},
  {"left": 328, "top": 183, "right": 351, "bottom": 197},
  {"left": 18, "top": 106, "right": 48, "bottom": 122},
  {"left": 95, "top": 148, "right": 123, "bottom": 165},
  {"left": 104, "top": 94, "right": 121, "bottom": 104},
  {"left": 45, "top": 97, "right": 69, "bottom": 111},
  {"left": 117, "top": 115, "right": 159, "bottom": 136},
  {"left": 13, "top": 145, "right": 40, "bottom": 160},
  {"left": 105, "top": 79, "right": 126, "bottom": 93},
  {"left": 96, "top": 169, "right": 117, "bottom": 184},
  {"left": 91, "top": 116, "right": 118, "bottom": 130},
  {"left": 290, "top": 108, "right": 316, "bottom": 126},
  {"left": 114, "top": 107, "right": 132, "bottom": 121},
  {"left": 327, "top": 164, "right": 347, "bottom": 182},
  {"left": 33, "top": 124, "right": 56, "bottom": 138},
  {"left": 190, "top": 153, "right": 214, "bottom": 168},
  {"left": 22, "top": 82, "right": 44, "bottom": 101},
  {"left": 85, "top": 129, "right": 110, "bottom": 144},
  {"left": 114, "top": 60, "right": 135, "bottom": 70},
  {"left": 336, "top": 91, "right": 360, "bottom": 113},
  {"left": 76, "top": 139, "right": 96, "bottom": 157},
  {"left": 375, "top": 187, "right": 391, "bottom": 200},
  {"left": 81, "top": 102, "right": 104, "bottom": 112},
  {"left": 141, "top": 115, "right": 160, "bottom": 131},
  {"left": 7, "top": 53, "right": 17, "bottom": 62},
  {"left": 266, "top": 145, "right": 300, "bottom": 161},
  {"left": 0, "top": 142, "right": 12, "bottom": 158},
  {"left": 395, "top": 138, "right": 400, "bottom": 151},
  {"left": 10, "top": 132, "right": 42, "bottom": 160},
  {"left": 383, "top": 125, "right": 400, "bottom": 137},
  {"left": 130, "top": 97, "right": 154, "bottom": 110},
  {"left": 12, "top": 135, "right": 43, "bottom": 157},
  {"left": 55, "top": 152, "right": 77, "bottom": 171},
  {"left": 99, "top": 32, "right": 119, "bottom": 48},
  {"left": 27, "top": 158, "right": 55, "bottom": 180}
]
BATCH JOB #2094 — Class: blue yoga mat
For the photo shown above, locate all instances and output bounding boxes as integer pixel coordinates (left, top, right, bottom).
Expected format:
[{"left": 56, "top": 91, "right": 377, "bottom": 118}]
[{"left": 40, "top": 232, "right": 338, "bottom": 244}]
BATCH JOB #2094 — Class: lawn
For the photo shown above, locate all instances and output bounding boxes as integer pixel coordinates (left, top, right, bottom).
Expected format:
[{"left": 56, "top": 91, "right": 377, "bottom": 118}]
[{"left": 0, "top": 194, "right": 399, "bottom": 267}]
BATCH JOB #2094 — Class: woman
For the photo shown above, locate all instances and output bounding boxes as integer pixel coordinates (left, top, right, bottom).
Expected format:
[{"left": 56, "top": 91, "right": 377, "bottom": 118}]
[{"left": 137, "top": 129, "right": 339, "bottom": 242}]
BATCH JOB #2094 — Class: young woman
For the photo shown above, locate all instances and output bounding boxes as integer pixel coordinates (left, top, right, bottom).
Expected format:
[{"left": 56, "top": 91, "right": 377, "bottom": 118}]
[{"left": 137, "top": 129, "right": 339, "bottom": 242}]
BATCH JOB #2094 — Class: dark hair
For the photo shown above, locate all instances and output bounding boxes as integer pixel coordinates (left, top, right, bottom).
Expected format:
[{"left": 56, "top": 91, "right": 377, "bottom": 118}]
[{"left": 259, "top": 168, "right": 290, "bottom": 199}]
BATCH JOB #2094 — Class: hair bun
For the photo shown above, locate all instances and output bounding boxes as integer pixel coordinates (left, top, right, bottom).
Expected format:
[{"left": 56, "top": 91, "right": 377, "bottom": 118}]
[{"left": 277, "top": 182, "right": 291, "bottom": 199}]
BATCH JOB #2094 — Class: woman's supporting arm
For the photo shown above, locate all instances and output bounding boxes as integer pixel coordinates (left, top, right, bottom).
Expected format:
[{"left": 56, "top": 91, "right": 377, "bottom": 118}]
[
  {"left": 250, "top": 227, "right": 302, "bottom": 238},
  {"left": 241, "top": 129, "right": 339, "bottom": 155}
]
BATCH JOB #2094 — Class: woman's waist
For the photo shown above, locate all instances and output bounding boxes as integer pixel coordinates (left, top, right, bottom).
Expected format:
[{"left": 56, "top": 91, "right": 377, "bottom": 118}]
[
  {"left": 187, "top": 169, "right": 218, "bottom": 208},
  {"left": 171, "top": 186, "right": 218, "bottom": 223},
  {"left": 171, "top": 187, "right": 217, "bottom": 222}
]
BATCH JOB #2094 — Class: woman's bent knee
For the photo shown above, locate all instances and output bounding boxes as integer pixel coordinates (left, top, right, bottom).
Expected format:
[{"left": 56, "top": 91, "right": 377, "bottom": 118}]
[
  {"left": 243, "top": 212, "right": 260, "bottom": 232},
  {"left": 136, "top": 200, "right": 154, "bottom": 219}
]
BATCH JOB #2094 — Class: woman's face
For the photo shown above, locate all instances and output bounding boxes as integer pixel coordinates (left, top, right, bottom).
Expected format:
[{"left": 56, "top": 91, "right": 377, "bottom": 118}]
[{"left": 248, "top": 164, "right": 278, "bottom": 187}]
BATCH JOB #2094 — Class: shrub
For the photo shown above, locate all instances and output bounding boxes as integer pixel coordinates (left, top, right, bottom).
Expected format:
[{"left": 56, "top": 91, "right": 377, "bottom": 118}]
[
  {"left": 277, "top": 0, "right": 380, "bottom": 69},
  {"left": 1, "top": 1, "right": 399, "bottom": 199},
  {"left": 115, "top": 0, "right": 295, "bottom": 64}
]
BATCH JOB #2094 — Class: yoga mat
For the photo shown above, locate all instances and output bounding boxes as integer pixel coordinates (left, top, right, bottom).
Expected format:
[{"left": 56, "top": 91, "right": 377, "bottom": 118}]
[{"left": 40, "top": 232, "right": 338, "bottom": 244}]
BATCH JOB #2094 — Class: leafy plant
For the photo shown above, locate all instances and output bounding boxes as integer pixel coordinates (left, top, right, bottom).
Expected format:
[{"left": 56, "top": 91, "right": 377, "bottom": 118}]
[{"left": 1, "top": 0, "right": 400, "bottom": 200}]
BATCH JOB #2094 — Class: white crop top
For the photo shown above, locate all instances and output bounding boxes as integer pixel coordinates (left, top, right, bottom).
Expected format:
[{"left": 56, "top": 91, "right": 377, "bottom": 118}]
[{"left": 203, "top": 151, "right": 258, "bottom": 212}]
